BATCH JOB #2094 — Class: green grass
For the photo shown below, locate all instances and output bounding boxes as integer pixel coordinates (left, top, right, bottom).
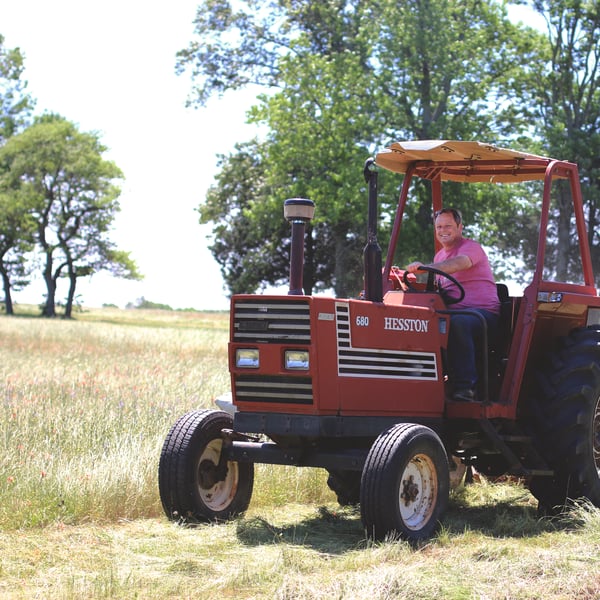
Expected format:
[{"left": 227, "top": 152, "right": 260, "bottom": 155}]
[{"left": 1, "top": 307, "right": 599, "bottom": 599}]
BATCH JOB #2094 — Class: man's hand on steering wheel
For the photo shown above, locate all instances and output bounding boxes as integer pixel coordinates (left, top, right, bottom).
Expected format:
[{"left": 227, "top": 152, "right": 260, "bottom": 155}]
[{"left": 402, "top": 265, "right": 465, "bottom": 305}]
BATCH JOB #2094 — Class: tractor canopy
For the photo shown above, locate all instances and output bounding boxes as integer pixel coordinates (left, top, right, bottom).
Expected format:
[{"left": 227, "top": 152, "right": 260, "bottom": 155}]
[{"left": 375, "top": 140, "right": 571, "bottom": 183}]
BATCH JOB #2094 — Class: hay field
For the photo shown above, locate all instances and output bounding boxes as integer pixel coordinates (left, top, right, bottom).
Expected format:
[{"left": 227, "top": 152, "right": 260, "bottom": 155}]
[{"left": 1, "top": 308, "right": 599, "bottom": 599}]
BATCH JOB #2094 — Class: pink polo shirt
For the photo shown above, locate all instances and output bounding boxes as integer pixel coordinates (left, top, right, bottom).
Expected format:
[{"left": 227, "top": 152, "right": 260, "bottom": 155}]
[{"left": 435, "top": 238, "right": 500, "bottom": 314}]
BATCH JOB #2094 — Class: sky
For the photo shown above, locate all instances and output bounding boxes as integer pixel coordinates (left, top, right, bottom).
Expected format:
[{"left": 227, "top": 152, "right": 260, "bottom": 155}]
[
  {"left": 0, "top": 2, "right": 543, "bottom": 311},
  {"left": 0, "top": 0, "right": 261, "bottom": 310}
]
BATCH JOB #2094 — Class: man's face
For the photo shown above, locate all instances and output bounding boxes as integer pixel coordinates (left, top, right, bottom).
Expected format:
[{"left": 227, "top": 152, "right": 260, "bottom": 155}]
[{"left": 435, "top": 213, "right": 463, "bottom": 248}]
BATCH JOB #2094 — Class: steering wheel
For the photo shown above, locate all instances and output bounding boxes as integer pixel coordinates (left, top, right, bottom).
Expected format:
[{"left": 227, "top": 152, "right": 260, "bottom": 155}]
[{"left": 402, "top": 265, "right": 465, "bottom": 306}]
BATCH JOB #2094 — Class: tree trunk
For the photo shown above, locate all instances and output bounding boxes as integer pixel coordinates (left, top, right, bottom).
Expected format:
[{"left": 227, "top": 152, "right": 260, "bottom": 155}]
[
  {"left": 0, "top": 269, "right": 14, "bottom": 316},
  {"left": 555, "top": 188, "right": 572, "bottom": 282},
  {"left": 303, "top": 224, "right": 315, "bottom": 295},
  {"left": 42, "top": 252, "right": 56, "bottom": 317},
  {"left": 333, "top": 229, "right": 363, "bottom": 298},
  {"left": 64, "top": 270, "right": 77, "bottom": 318}
]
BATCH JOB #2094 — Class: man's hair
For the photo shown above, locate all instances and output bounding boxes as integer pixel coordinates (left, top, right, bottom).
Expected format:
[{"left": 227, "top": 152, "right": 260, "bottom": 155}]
[{"left": 434, "top": 207, "right": 462, "bottom": 225}]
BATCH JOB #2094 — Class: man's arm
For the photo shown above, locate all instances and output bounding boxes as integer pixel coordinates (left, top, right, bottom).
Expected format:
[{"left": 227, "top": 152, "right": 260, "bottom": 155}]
[{"left": 406, "top": 255, "right": 472, "bottom": 274}]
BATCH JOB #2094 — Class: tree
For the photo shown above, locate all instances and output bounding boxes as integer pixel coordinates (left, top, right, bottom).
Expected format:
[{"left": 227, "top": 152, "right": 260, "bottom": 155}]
[
  {"left": 0, "top": 191, "right": 35, "bottom": 314},
  {"left": 0, "top": 114, "right": 141, "bottom": 317},
  {"left": 181, "top": 0, "right": 546, "bottom": 296},
  {"left": 0, "top": 34, "right": 35, "bottom": 312},
  {"left": 525, "top": 0, "right": 600, "bottom": 283},
  {"left": 200, "top": 140, "right": 289, "bottom": 294},
  {"left": 0, "top": 34, "right": 33, "bottom": 144},
  {"left": 249, "top": 49, "right": 379, "bottom": 296}
]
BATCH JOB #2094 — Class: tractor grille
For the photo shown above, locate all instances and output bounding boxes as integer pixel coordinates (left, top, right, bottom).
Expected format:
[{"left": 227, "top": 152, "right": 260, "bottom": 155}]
[
  {"left": 233, "top": 299, "right": 311, "bottom": 344},
  {"left": 335, "top": 302, "right": 438, "bottom": 380},
  {"left": 234, "top": 375, "right": 313, "bottom": 404},
  {"left": 337, "top": 348, "right": 438, "bottom": 379}
]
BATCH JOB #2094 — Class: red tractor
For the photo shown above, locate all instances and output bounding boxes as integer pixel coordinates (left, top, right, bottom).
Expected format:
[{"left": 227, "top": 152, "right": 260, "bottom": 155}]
[{"left": 159, "top": 140, "right": 600, "bottom": 541}]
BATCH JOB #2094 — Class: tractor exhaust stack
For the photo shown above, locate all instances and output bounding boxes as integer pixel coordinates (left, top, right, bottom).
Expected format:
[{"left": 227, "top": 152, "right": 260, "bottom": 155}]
[{"left": 284, "top": 198, "right": 315, "bottom": 295}]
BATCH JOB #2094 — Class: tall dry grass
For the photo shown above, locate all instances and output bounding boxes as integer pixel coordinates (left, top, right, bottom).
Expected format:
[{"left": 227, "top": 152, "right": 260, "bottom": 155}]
[
  {"left": 0, "top": 308, "right": 332, "bottom": 531},
  {"left": 0, "top": 310, "right": 232, "bottom": 527}
]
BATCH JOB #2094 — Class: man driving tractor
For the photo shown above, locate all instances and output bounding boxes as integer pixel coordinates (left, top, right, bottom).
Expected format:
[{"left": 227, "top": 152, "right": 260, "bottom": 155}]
[{"left": 407, "top": 207, "right": 500, "bottom": 401}]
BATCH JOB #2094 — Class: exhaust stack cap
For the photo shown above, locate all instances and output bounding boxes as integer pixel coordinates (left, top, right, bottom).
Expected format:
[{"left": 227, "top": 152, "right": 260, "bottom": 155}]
[{"left": 284, "top": 198, "right": 315, "bottom": 222}]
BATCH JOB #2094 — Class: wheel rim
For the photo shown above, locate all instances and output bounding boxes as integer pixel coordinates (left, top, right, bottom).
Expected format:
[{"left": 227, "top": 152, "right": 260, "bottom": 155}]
[
  {"left": 196, "top": 439, "right": 239, "bottom": 512},
  {"left": 398, "top": 453, "right": 439, "bottom": 530}
]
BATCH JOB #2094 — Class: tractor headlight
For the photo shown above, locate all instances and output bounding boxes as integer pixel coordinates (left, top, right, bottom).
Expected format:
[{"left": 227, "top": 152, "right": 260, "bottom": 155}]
[
  {"left": 236, "top": 348, "right": 259, "bottom": 368},
  {"left": 284, "top": 349, "right": 310, "bottom": 370}
]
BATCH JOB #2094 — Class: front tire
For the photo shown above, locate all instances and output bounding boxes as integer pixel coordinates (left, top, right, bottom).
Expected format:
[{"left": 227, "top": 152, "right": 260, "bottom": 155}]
[
  {"left": 529, "top": 326, "right": 600, "bottom": 512},
  {"left": 360, "top": 423, "right": 449, "bottom": 542},
  {"left": 158, "top": 409, "right": 254, "bottom": 522}
]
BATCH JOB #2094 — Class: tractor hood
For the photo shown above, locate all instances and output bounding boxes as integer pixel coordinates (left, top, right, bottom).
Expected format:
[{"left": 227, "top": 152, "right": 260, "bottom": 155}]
[{"left": 375, "top": 140, "right": 569, "bottom": 183}]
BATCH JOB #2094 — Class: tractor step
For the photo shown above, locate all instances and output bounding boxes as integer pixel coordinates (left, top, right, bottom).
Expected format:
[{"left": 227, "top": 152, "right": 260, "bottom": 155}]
[{"left": 479, "top": 419, "right": 553, "bottom": 477}]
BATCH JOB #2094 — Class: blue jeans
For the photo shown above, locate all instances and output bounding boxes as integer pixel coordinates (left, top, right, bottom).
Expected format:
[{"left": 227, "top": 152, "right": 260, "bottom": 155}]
[{"left": 447, "top": 309, "right": 499, "bottom": 391}]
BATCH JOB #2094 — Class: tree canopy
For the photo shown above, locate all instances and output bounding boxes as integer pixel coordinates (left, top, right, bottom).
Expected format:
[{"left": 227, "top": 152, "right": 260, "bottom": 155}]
[
  {"left": 0, "top": 114, "right": 141, "bottom": 317},
  {"left": 182, "top": 0, "right": 558, "bottom": 297}
]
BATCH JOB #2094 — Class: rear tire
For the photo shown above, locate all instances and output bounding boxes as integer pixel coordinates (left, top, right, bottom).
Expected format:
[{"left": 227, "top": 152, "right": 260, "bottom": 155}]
[
  {"left": 529, "top": 326, "right": 600, "bottom": 512},
  {"left": 360, "top": 423, "right": 449, "bottom": 541},
  {"left": 158, "top": 409, "right": 254, "bottom": 522}
]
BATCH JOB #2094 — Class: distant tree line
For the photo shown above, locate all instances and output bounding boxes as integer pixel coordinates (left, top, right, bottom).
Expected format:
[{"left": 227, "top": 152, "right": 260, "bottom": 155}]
[
  {"left": 126, "top": 297, "right": 173, "bottom": 311},
  {"left": 125, "top": 296, "right": 207, "bottom": 312},
  {"left": 0, "top": 34, "right": 141, "bottom": 317},
  {"left": 179, "top": 0, "right": 600, "bottom": 296}
]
